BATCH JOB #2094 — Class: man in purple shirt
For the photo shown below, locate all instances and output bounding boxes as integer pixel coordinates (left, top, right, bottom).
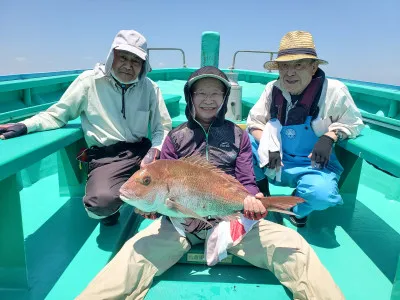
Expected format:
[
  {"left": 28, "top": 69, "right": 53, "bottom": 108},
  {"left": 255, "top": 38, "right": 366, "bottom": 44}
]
[{"left": 77, "top": 66, "right": 344, "bottom": 300}]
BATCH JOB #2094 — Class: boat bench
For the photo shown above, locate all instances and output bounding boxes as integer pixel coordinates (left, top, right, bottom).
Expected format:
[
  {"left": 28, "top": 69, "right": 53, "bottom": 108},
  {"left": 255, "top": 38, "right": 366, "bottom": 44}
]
[
  {"left": 0, "top": 118, "right": 85, "bottom": 290},
  {"left": 163, "top": 94, "right": 181, "bottom": 118}
]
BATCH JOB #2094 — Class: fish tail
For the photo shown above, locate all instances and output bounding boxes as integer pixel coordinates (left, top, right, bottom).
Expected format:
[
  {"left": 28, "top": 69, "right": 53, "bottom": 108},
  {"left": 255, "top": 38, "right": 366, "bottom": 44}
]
[{"left": 259, "top": 196, "right": 304, "bottom": 215}]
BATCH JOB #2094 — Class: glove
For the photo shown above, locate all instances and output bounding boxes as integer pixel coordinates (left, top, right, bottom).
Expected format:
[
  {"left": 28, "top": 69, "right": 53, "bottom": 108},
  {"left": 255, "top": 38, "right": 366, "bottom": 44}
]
[
  {"left": 267, "top": 151, "right": 281, "bottom": 169},
  {"left": 0, "top": 123, "right": 28, "bottom": 139},
  {"left": 140, "top": 148, "right": 160, "bottom": 167},
  {"left": 310, "top": 135, "right": 335, "bottom": 169}
]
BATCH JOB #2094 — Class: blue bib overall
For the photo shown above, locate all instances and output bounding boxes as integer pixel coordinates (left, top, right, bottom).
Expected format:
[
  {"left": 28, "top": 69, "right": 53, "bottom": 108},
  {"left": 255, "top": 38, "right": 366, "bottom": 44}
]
[{"left": 250, "top": 116, "right": 344, "bottom": 218}]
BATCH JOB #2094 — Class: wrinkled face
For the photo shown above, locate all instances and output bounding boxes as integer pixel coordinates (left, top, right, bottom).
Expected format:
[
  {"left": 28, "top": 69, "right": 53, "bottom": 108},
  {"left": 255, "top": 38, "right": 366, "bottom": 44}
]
[
  {"left": 278, "top": 59, "right": 318, "bottom": 95},
  {"left": 119, "top": 166, "right": 168, "bottom": 212},
  {"left": 191, "top": 78, "right": 225, "bottom": 124},
  {"left": 112, "top": 50, "right": 143, "bottom": 83}
]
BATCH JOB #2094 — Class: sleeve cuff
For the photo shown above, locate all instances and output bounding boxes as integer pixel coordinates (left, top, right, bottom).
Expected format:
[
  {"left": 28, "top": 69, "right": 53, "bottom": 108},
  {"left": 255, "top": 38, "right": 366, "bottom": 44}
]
[{"left": 20, "top": 118, "right": 37, "bottom": 133}]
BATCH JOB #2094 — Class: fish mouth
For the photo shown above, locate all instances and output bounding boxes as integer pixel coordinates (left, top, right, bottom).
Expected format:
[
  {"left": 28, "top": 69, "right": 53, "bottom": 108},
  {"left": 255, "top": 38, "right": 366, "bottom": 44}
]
[
  {"left": 120, "top": 194, "right": 133, "bottom": 202},
  {"left": 120, "top": 188, "right": 135, "bottom": 199},
  {"left": 119, "top": 189, "right": 159, "bottom": 213},
  {"left": 120, "top": 194, "right": 146, "bottom": 211}
]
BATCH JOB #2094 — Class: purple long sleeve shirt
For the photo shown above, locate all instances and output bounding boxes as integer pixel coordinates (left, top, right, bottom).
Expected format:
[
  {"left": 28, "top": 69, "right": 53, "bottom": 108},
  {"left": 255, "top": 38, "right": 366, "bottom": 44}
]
[{"left": 160, "top": 124, "right": 259, "bottom": 195}]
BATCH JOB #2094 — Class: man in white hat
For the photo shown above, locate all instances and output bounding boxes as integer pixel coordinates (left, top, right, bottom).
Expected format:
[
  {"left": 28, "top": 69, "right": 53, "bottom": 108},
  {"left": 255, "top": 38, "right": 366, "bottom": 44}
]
[
  {"left": 0, "top": 30, "right": 172, "bottom": 226},
  {"left": 247, "top": 30, "right": 364, "bottom": 227}
]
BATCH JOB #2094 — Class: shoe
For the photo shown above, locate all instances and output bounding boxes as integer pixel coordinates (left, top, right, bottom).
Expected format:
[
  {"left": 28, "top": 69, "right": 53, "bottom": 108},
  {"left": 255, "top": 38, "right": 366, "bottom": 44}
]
[
  {"left": 101, "top": 211, "right": 120, "bottom": 226},
  {"left": 288, "top": 204, "right": 307, "bottom": 228},
  {"left": 289, "top": 215, "right": 308, "bottom": 227}
]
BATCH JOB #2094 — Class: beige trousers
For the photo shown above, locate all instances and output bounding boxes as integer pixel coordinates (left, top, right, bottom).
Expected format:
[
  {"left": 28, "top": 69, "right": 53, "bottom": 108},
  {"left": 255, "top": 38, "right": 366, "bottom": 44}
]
[{"left": 77, "top": 217, "right": 344, "bottom": 300}]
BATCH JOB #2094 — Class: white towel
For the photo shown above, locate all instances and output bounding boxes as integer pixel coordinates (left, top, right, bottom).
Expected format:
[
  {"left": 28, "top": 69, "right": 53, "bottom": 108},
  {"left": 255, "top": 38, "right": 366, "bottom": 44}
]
[
  {"left": 205, "top": 216, "right": 258, "bottom": 266},
  {"left": 257, "top": 119, "right": 283, "bottom": 182}
]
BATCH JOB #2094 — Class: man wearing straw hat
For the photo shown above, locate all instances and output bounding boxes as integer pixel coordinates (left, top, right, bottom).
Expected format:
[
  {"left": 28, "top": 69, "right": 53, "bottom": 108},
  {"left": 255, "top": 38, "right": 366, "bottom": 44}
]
[{"left": 247, "top": 31, "right": 364, "bottom": 227}]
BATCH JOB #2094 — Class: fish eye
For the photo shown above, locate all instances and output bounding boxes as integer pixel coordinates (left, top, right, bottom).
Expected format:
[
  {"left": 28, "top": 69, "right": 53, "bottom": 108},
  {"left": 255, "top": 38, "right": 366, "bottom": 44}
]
[{"left": 142, "top": 176, "right": 151, "bottom": 186}]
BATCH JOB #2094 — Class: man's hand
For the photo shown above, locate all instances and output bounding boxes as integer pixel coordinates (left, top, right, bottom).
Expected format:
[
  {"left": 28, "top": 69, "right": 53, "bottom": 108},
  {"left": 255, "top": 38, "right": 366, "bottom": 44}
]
[
  {"left": 0, "top": 123, "right": 27, "bottom": 140},
  {"left": 243, "top": 193, "right": 268, "bottom": 220},
  {"left": 308, "top": 134, "right": 335, "bottom": 169},
  {"left": 134, "top": 208, "right": 159, "bottom": 220},
  {"left": 140, "top": 148, "right": 160, "bottom": 168}
]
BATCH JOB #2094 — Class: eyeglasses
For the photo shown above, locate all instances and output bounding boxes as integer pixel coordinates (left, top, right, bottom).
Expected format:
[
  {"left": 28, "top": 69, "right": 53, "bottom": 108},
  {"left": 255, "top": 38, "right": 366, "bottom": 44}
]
[
  {"left": 277, "top": 60, "right": 314, "bottom": 72},
  {"left": 193, "top": 91, "right": 224, "bottom": 101}
]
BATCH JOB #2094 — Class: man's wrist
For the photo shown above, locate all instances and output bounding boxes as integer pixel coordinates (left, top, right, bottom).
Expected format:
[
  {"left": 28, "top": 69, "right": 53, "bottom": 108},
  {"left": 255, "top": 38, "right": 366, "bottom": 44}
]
[
  {"left": 324, "top": 131, "right": 338, "bottom": 142},
  {"left": 332, "top": 129, "right": 346, "bottom": 141}
]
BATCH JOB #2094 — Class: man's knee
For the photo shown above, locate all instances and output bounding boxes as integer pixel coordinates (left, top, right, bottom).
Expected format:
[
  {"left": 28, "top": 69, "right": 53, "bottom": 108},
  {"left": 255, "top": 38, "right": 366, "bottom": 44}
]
[
  {"left": 299, "top": 176, "right": 342, "bottom": 210},
  {"left": 268, "top": 226, "right": 310, "bottom": 267},
  {"left": 84, "top": 191, "right": 122, "bottom": 218}
]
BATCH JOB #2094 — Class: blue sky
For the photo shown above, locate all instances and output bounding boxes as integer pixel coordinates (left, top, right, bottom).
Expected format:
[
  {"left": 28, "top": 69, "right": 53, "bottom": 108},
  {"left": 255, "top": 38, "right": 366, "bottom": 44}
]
[{"left": 0, "top": 0, "right": 399, "bottom": 85}]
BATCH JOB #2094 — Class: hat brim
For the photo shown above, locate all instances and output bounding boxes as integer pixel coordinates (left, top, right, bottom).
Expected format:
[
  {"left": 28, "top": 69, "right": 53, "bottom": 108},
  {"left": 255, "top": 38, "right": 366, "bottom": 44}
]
[
  {"left": 115, "top": 44, "right": 147, "bottom": 61},
  {"left": 187, "top": 74, "right": 231, "bottom": 89},
  {"left": 264, "top": 54, "right": 328, "bottom": 70}
]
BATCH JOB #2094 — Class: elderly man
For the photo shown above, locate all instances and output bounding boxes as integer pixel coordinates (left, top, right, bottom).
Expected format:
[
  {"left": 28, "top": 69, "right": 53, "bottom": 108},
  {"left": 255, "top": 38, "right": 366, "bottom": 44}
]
[
  {"left": 247, "top": 30, "right": 364, "bottom": 227},
  {"left": 0, "top": 30, "right": 172, "bottom": 226}
]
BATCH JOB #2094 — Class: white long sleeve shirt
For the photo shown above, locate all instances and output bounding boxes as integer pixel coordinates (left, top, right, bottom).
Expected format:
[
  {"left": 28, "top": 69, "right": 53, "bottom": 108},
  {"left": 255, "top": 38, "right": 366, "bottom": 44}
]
[
  {"left": 246, "top": 78, "right": 364, "bottom": 138},
  {"left": 21, "top": 70, "right": 172, "bottom": 150}
]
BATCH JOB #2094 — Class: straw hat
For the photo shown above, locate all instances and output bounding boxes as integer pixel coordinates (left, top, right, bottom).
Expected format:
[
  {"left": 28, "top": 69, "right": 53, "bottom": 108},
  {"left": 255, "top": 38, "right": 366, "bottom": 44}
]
[{"left": 264, "top": 31, "right": 328, "bottom": 70}]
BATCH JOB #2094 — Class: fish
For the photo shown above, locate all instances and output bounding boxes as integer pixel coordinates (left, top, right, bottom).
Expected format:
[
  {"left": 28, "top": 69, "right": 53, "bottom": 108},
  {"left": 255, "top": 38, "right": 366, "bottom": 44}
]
[{"left": 119, "top": 156, "right": 304, "bottom": 224}]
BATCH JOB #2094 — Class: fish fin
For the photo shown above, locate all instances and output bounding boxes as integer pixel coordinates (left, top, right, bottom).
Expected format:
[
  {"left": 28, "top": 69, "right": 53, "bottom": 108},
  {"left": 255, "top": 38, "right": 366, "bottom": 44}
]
[
  {"left": 180, "top": 155, "right": 249, "bottom": 193},
  {"left": 165, "top": 198, "right": 213, "bottom": 227},
  {"left": 259, "top": 196, "right": 304, "bottom": 215},
  {"left": 180, "top": 155, "right": 220, "bottom": 172},
  {"left": 267, "top": 208, "right": 297, "bottom": 216}
]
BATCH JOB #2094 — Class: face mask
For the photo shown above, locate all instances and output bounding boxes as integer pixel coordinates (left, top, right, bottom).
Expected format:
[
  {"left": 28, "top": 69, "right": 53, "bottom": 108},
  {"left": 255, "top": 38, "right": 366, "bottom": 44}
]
[{"left": 111, "top": 69, "right": 139, "bottom": 85}]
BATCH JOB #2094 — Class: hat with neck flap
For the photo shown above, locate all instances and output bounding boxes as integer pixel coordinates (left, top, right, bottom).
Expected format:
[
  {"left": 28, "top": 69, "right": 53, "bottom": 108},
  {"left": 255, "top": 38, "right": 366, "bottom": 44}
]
[
  {"left": 96, "top": 30, "right": 152, "bottom": 82},
  {"left": 184, "top": 66, "right": 231, "bottom": 126}
]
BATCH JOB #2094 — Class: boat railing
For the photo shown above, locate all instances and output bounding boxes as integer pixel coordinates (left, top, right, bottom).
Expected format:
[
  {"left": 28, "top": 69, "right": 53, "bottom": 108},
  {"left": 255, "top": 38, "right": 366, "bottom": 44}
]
[
  {"left": 147, "top": 48, "right": 187, "bottom": 68},
  {"left": 228, "top": 50, "right": 278, "bottom": 72}
]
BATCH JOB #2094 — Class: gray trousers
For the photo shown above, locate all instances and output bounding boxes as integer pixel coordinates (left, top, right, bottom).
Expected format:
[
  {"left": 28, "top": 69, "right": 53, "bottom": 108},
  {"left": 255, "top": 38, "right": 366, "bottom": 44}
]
[{"left": 83, "top": 139, "right": 151, "bottom": 219}]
